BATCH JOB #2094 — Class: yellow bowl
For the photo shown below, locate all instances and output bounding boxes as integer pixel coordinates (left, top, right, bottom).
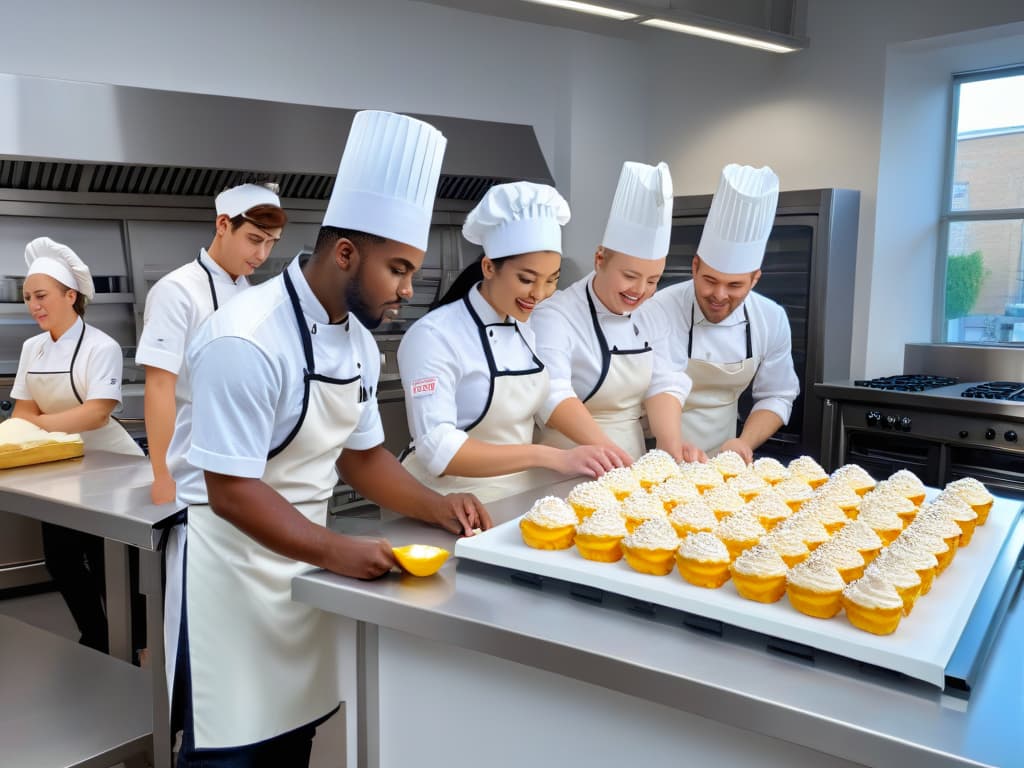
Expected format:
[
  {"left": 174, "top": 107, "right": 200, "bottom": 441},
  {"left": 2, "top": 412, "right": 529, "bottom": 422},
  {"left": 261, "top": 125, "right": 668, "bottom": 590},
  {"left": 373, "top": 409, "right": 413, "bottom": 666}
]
[{"left": 392, "top": 544, "right": 451, "bottom": 577}]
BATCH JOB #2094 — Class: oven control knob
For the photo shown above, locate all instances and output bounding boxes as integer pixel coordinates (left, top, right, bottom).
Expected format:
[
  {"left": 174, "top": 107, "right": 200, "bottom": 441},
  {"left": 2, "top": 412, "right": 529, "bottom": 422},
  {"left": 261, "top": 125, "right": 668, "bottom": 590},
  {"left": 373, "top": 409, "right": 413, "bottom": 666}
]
[
  {"left": 0, "top": 400, "right": 11, "bottom": 412},
  {"left": 899, "top": 416, "right": 912, "bottom": 432},
  {"left": 885, "top": 415, "right": 898, "bottom": 429},
  {"left": 1005, "top": 430, "right": 1018, "bottom": 442},
  {"left": 985, "top": 428, "right": 996, "bottom": 440},
  {"left": 958, "top": 430, "right": 969, "bottom": 439},
  {"left": 865, "top": 410, "right": 881, "bottom": 427}
]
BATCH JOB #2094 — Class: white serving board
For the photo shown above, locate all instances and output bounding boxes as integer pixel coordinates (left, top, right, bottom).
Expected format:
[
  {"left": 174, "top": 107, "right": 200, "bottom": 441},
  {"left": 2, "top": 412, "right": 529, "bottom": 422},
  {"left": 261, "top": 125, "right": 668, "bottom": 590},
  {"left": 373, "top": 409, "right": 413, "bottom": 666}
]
[{"left": 455, "top": 491, "right": 1022, "bottom": 688}]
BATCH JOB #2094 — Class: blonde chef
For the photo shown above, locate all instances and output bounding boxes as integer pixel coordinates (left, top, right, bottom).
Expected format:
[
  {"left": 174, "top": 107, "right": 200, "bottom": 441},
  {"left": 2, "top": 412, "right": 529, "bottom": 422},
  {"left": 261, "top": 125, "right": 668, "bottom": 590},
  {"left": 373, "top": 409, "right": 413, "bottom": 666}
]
[
  {"left": 398, "top": 182, "right": 625, "bottom": 504},
  {"left": 532, "top": 161, "right": 701, "bottom": 463},
  {"left": 135, "top": 181, "right": 285, "bottom": 701},
  {"left": 169, "top": 110, "right": 488, "bottom": 766},
  {"left": 12, "top": 237, "right": 142, "bottom": 652},
  {"left": 644, "top": 164, "right": 799, "bottom": 462}
]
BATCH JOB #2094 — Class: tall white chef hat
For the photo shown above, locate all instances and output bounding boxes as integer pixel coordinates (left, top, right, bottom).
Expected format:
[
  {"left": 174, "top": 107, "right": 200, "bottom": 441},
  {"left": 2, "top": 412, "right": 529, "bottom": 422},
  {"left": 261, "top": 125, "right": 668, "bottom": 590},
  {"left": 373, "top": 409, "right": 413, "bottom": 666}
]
[
  {"left": 697, "top": 164, "right": 779, "bottom": 274},
  {"left": 323, "top": 110, "right": 447, "bottom": 251},
  {"left": 24, "top": 237, "right": 95, "bottom": 300},
  {"left": 462, "top": 182, "right": 571, "bottom": 259},
  {"left": 602, "top": 161, "right": 673, "bottom": 260},
  {"left": 214, "top": 183, "right": 282, "bottom": 218}
]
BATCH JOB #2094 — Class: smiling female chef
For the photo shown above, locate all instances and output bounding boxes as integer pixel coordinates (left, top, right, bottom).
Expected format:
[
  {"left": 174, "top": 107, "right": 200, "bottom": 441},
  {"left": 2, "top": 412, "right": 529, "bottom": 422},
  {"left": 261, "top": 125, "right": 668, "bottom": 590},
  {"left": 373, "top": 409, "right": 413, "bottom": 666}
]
[
  {"left": 12, "top": 237, "right": 142, "bottom": 652},
  {"left": 398, "top": 182, "right": 625, "bottom": 504},
  {"left": 531, "top": 161, "right": 702, "bottom": 463}
]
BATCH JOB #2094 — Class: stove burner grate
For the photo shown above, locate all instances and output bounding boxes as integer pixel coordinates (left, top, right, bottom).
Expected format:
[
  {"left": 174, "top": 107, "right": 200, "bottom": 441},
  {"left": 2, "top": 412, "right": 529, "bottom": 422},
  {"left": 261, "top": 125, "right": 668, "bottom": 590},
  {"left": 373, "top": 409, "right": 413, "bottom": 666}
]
[
  {"left": 853, "top": 375, "right": 958, "bottom": 392},
  {"left": 960, "top": 381, "right": 1024, "bottom": 401}
]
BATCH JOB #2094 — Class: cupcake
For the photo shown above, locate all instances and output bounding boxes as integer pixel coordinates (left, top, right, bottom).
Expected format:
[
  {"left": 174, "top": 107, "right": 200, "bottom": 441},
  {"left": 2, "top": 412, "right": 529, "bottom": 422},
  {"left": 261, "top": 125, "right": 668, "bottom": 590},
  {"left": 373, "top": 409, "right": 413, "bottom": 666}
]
[
  {"left": 520, "top": 496, "right": 577, "bottom": 550},
  {"left": 600, "top": 466, "right": 642, "bottom": 500},
  {"left": 809, "top": 540, "right": 865, "bottom": 583},
  {"left": 800, "top": 497, "right": 848, "bottom": 535},
  {"left": 864, "top": 558, "right": 922, "bottom": 616},
  {"left": 680, "top": 461, "right": 724, "bottom": 493},
  {"left": 632, "top": 449, "right": 682, "bottom": 489},
  {"left": 761, "top": 528, "right": 811, "bottom": 568},
  {"left": 788, "top": 456, "right": 829, "bottom": 489},
  {"left": 667, "top": 498, "right": 719, "bottom": 538},
  {"left": 566, "top": 481, "right": 619, "bottom": 521},
  {"left": 773, "top": 477, "right": 815, "bottom": 512},
  {"left": 830, "top": 464, "right": 877, "bottom": 496},
  {"left": 574, "top": 507, "right": 628, "bottom": 563},
  {"left": 863, "top": 484, "right": 918, "bottom": 526},
  {"left": 887, "top": 469, "right": 927, "bottom": 506},
  {"left": 776, "top": 513, "right": 830, "bottom": 551},
  {"left": 751, "top": 456, "right": 791, "bottom": 486},
  {"left": 908, "top": 509, "right": 961, "bottom": 573},
  {"left": 856, "top": 494, "right": 906, "bottom": 545},
  {"left": 841, "top": 572, "right": 905, "bottom": 635},
  {"left": 882, "top": 533, "right": 940, "bottom": 596},
  {"left": 621, "top": 518, "right": 680, "bottom": 576},
  {"left": 713, "top": 512, "right": 765, "bottom": 560},
  {"left": 831, "top": 520, "right": 883, "bottom": 565},
  {"left": 729, "top": 544, "right": 789, "bottom": 603},
  {"left": 703, "top": 484, "right": 747, "bottom": 520},
  {"left": 944, "top": 477, "right": 994, "bottom": 525},
  {"left": 741, "top": 489, "right": 793, "bottom": 531},
  {"left": 676, "top": 531, "right": 732, "bottom": 588},
  {"left": 929, "top": 492, "right": 979, "bottom": 547},
  {"left": 786, "top": 558, "right": 846, "bottom": 618},
  {"left": 726, "top": 469, "right": 770, "bottom": 502},
  {"left": 620, "top": 491, "right": 668, "bottom": 533},
  {"left": 711, "top": 450, "right": 748, "bottom": 480},
  {"left": 814, "top": 480, "right": 862, "bottom": 519},
  {"left": 649, "top": 476, "right": 702, "bottom": 512}
]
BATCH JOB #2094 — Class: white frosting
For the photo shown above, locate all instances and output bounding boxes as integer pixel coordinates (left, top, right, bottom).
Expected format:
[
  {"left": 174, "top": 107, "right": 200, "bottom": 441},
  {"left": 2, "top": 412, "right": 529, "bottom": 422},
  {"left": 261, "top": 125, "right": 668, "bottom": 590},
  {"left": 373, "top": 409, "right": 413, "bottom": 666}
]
[
  {"left": 777, "top": 513, "right": 830, "bottom": 544},
  {"left": 713, "top": 512, "right": 765, "bottom": 543},
  {"left": 524, "top": 496, "right": 577, "bottom": 528},
  {"left": 809, "top": 541, "right": 864, "bottom": 571},
  {"left": 787, "top": 559, "right": 844, "bottom": 592},
  {"left": 928, "top": 493, "right": 978, "bottom": 523},
  {"left": 762, "top": 529, "right": 810, "bottom": 557},
  {"left": 878, "top": 538, "right": 938, "bottom": 571},
  {"left": 842, "top": 571, "right": 903, "bottom": 610},
  {"left": 600, "top": 467, "right": 642, "bottom": 496},
  {"left": 650, "top": 476, "right": 702, "bottom": 506},
  {"left": 751, "top": 456, "right": 790, "bottom": 483},
  {"left": 621, "top": 491, "right": 667, "bottom": 521},
  {"left": 632, "top": 450, "right": 681, "bottom": 484},
  {"left": 856, "top": 497, "right": 906, "bottom": 530},
  {"left": 0, "top": 417, "right": 81, "bottom": 449},
  {"left": 865, "top": 558, "right": 920, "bottom": 590},
  {"left": 896, "top": 528, "right": 949, "bottom": 557},
  {"left": 567, "top": 481, "right": 618, "bottom": 511},
  {"left": 742, "top": 491, "right": 792, "bottom": 522},
  {"left": 727, "top": 469, "right": 770, "bottom": 496},
  {"left": 887, "top": 469, "right": 926, "bottom": 497},
  {"left": 680, "top": 462, "right": 724, "bottom": 489},
  {"left": 788, "top": 455, "right": 827, "bottom": 481},
  {"left": 622, "top": 517, "right": 680, "bottom": 550},
  {"left": 668, "top": 499, "right": 718, "bottom": 531},
  {"left": 814, "top": 480, "right": 861, "bottom": 508},
  {"left": 944, "top": 477, "right": 993, "bottom": 506},
  {"left": 830, "top": 464, "right": 876, "bottom": 490},
  {"left": 773, "top": 478, "right": 815, "bottom": 503},
  {"left": 832, "top": 520, "right": 882, "bottom": 551},
  {"left": 711, "top": 450, "right": 748, "bottom": 477},
  {"left": 702, "top": 484, "right": 746, "bottom": 514},
  {"left": 909, "top": 509, "right": 962, "bottom": 539},
  {"left": 576, "top": 507, "right": 628, "bottom": 537},
  {"left": 731, "top": 543, "right": 788, "bottom": 577},
  {"left": 678, "top": 531, "right": 730, "bottom": 562},
  {"left": 800, "top": 497, "right": 848, "bottom": 528}
]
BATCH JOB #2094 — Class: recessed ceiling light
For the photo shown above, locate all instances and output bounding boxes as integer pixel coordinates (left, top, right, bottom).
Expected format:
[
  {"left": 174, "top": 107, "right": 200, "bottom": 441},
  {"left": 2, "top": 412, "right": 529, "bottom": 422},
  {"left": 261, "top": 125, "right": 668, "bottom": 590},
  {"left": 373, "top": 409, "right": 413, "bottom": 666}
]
[
  {"left": 521, "top": 0, "right": 638, "bottom": 22},
  {"left": 640, "top": 17, "right": 799, "bottom": 53}
]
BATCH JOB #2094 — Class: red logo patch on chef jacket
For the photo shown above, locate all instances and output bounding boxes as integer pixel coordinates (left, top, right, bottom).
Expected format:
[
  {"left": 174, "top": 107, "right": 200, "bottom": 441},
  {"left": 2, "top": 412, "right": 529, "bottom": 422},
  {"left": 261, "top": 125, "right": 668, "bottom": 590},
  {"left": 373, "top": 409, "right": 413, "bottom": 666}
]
[{"left": 411, "top": 377, "right": 437, "bottom": 397}]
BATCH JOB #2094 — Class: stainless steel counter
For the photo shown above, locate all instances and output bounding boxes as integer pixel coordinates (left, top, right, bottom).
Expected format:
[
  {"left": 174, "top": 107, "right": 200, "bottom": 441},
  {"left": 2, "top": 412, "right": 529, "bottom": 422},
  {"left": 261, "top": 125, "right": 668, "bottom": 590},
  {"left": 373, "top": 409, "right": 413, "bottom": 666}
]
[
  {"left": 816, "top": 380, "right": 1024, "bottom": 421},
  {"left": 294, "top": 478, "right": 1024, "bottom": 768}
]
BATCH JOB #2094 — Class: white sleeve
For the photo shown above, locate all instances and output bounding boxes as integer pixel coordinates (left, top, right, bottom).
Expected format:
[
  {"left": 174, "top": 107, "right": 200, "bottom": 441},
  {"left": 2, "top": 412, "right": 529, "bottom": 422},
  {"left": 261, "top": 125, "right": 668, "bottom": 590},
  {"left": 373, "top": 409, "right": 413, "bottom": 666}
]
[
  {"left": 645, "top": 334, "right": 692, "bottom": 407},
  {"left": 531, "top": 305, "right": 577, "bottom": 424},
  {"left": 345, "top": 341, "right": 385, "bottom": 451},
  {"left": 642, "top": 294, "right": 691, "bottom": 374},
  {"left": 135, "top": 279, "right": 192, "bottom": 374},
  {"left": 186, "top": 336, "right": 281, "bottom": 479},
  {"left": 10, "top": 341, "right": 34, "bottom": 401},
  {"left": 81, "top": 336, "right": 123, "bottom": 402},
  {"left": 397, "top": 324, "right": 469, "bottom": 477},
  {"left": 750, "top": 307, "right": 800, "bottom": 424}
]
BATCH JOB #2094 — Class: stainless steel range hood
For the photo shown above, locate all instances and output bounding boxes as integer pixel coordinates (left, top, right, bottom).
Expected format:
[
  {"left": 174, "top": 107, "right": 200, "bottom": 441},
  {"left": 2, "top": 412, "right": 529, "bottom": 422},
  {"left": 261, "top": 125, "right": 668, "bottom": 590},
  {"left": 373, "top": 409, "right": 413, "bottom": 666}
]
[{"left": 0, "top": 73, "right": 553, "bottom": 202}]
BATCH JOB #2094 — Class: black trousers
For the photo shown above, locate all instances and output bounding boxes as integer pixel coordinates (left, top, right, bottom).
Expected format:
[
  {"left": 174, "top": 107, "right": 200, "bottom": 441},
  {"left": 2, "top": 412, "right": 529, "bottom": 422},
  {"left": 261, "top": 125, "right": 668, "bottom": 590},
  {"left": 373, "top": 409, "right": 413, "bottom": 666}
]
[{"left": 41, "top": 522, "right": 108, "bottom": 653}]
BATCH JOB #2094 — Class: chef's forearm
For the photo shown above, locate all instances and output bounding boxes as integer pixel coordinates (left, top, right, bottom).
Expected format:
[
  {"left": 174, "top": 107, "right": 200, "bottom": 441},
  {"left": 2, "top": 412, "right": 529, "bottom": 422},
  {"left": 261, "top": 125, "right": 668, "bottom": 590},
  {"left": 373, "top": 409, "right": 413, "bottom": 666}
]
[
  {"left": 646, "top": 393, "right": 683, "bottom": 448},
  {"left": 337, "top": 445, "right": 442, "bottom": 519},
  {"left": 143, "top": 367, "right": 177, "bottom": 474},
  {"left": 545, "top": 398, "right": 617, "bottom": 448},
  {"left": 444, "top": 438, "right": 562, "bottom": 477},
  {"left": 33, "top": 399, "right": 115, "bottom": 433},
  {"left": 738, "top": 409, "right": 783, "bottom": 450}
]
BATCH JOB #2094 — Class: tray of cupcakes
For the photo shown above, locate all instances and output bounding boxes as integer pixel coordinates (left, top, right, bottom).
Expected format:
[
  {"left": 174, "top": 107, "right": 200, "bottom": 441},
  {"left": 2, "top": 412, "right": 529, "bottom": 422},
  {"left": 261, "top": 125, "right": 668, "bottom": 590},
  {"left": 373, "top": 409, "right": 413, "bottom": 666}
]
[{"left": 455, "top": 450, "right": 1021, "bottom": 688}]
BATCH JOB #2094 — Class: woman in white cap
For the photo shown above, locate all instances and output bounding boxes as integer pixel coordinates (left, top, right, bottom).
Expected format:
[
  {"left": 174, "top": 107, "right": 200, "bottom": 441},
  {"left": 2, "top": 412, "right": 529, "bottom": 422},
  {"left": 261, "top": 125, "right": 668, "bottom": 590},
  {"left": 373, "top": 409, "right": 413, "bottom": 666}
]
[
  {"left": 169, "top": 110, "right": 488, "bottom": 766},
  {"left": 644, "top": 164, "right": 799, "bottom": 462},
  {"left": 398, "top": 181, "right": 625, "bottom": 503},
  {"left": 12, "top": 236, "right": 143, "bottom": 652},
  {"left": 532, "top": 161, "right": 702, "bottom": 462}
]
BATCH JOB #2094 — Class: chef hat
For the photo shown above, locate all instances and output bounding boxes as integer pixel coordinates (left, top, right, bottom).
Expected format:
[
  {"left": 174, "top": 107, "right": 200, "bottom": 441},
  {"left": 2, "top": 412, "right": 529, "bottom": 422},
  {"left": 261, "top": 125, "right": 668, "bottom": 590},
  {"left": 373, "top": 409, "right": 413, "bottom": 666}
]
[
  {"left": 697, "top": 164, "right": 779, "bottom": 274},
  {"left": 602, "top": 161, "right": 673, "bottom": 260},
  {"left": 24, "top": 237, "right": 95, "bottom": 300},
  {"left": 214, "top": 183, "right": 282, "bottom": 218},
  {"left": 462, "top": 182, "right": 571, "bottom": 259},
  {"left": 324, "top": 110, "right": 447, "bottom": 251}
]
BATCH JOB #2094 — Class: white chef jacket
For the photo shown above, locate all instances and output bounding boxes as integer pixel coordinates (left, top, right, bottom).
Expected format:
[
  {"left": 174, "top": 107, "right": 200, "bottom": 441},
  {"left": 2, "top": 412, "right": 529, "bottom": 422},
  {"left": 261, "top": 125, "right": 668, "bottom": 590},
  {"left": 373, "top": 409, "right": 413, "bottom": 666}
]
[
  {"left": 531, "top": 272, "right": 692, "bottom": 423},
  {"left": 398, "top": 284, "right": 541, "bottom": 477},
  {"left": 168, "top": 257, "right": 385, "bottom": 508},
  {"left": 644, "top": 279, "right": 799, "bottom": 424},
  {"left": 135, "top": 248, "right": 251, "bottom": 404},
  {"left": 12, "top": 316, "right": 124, "bottom": 405}
]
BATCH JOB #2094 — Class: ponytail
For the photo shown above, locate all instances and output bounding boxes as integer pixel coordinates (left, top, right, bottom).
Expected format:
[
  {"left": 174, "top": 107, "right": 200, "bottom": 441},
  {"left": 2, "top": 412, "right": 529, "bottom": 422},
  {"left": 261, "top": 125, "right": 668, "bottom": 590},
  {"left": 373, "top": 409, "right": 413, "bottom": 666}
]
[{"left": 434, "top": 255, "right": 485, "bottom": 309}]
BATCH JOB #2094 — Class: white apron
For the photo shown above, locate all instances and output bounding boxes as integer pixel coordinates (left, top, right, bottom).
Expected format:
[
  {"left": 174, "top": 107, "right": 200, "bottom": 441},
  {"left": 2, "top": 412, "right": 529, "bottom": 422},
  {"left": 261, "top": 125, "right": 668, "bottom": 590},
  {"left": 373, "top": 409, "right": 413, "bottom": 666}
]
[
  {"left": 680, "top": 301, "right": 759, "bottom": 455},
  {"left": 402, "top": 294, "right": 550, "bottom": 504},
  {"left": 163, "top": 253, "right": 226, "bottom": 709},
  {"left": 540, "top": 284, "right": 653, "bottom": 460},
  {"left": 182, "top": 269, "right": 362, "bottom": 748},
  {"left": 25, "top": 322, "right": 143, "bottom": 457}
]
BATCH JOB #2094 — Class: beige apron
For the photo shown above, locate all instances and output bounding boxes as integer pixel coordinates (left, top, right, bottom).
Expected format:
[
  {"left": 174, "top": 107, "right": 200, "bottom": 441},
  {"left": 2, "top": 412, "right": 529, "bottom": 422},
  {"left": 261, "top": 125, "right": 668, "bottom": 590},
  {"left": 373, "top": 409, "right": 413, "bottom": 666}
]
[
  {"left": 25, "top": 322, "right": 143, "bottom": 457},
  {"left": 402, "top": 294, "right": 550, "bottom": 504},
  {"left": 540, "top": 283, "right": 653, "bottom": 460},
  {"left": 182, "top": 269, "right": 361, "bottom": 748},
  {"left": 680, "top": 301, "right": 759, "bottom": 455}
]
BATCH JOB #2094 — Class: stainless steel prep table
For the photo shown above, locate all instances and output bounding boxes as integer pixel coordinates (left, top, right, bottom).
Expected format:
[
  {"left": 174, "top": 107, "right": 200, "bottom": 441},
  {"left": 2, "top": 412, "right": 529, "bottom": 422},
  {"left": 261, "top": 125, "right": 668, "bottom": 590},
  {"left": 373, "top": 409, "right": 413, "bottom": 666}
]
[
  {"left": 294, "top": 478, "right": 1024, "bottom": 768},
  {"left": 0, "top": 451, "right": 178, "bottom": 768}
]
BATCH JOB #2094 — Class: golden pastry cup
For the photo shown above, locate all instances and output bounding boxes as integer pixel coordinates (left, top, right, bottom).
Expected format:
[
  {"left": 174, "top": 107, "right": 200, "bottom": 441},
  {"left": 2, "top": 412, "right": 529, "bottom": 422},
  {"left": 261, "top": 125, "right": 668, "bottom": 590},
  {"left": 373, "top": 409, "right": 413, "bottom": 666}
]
[
  {"left": 611, "top": 489, "right": 633, "bottom": 502},
  {"left": 757, "top": 514, "right": 791, "bottom": 532},
  {"left": 868, "top": 525, "right": 902, "bottom": 546},
  {"left": 896, "top": 508, "right": 918, "bottom": 526},
  {"left": 718, "top": 470, "right": 741, "bottom": 482},
  {"left": 625, "top": 516, "right": 662, "bottom": 534},
  {"left": 720, "top": 536, "right": 760, "bottom": 561},
  {"left": 854, "top": 546, "right": 882, "bottom": 566},
  {"left": 710, "top": 507, "right": 737, "bottom": 522},
  {"left": 659, "top": 499, "right": 680, "bottom": 513},
  {"left": 519, "top": 518, "right": 575, "bottom": 550},
  {"left": 972, "top": 500, "right": 993, "bottom": 526},
  {"left": 730, "top": 571, "right": 787, "bottom": 603},
  {"left": 695, "top": 482, "right": 718, "bottom": 494},
  {"left": 915, "top": 565, "right": 938, "bottom": 596},
  {"left": 821, "top": 519, "right": 847, "bottom": 536},
  {"left": 622, "top": 545, "right": 676, "bottom": 576},
  {"left": 569, "top": 503, "right": 599, "bottom": 522},
  {"left": 676, "top": 554, "right": 731, "bottom": 588},
  {"left": 736, "top": 489, "right": 761, "bottom": 503},
  {"left": 783, "top": 499, "right": 808, "bottom": 513},
  {"left": 807, "top": 477, "right": 828, "bottom": 490},
  {"left": 837, "top": 563, "right": 866, "bottom": 584},
  {"left": 854, "top": 484, "right": 875, "bottom": 497},
  {"left": 841, "top": 596, "right": 903, "bottom": 635},
  {"left": 894, "top": 583, "right": 923, "bottom": 616},
  {"left": 574, "top": 533, "right": 623, "bottom": 563},
  {"left": 786, "top": 583, "right": 842, "bottom": 619},
  {"left": 935, "top": 537, "right": 959, "bottom": 574},
  {"left": 839, "top": 504, "right": 860, "bottom": 520},
  {"left": 778, "top": 550, "right": 809, "bottom": 569},
  {"left": 954, "top": 519, "right": 978, "bottom": 548},
  {"left": 907, "top": 492, "right": 926, "bottom": 507},
  {"left": 669, "top": 520, "right": 713, "bottom": 539}
]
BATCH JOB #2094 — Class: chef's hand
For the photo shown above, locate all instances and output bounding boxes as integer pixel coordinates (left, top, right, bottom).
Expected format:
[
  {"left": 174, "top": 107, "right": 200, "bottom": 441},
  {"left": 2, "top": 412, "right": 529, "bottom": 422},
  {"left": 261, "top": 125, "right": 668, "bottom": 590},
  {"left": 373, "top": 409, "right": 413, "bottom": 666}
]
[
  {"left": 657, "top": 439, "right": 707, "bottom": 464},
  {"left": 718, "top": 438, "right": 753, "bottom": 465},
  {"left": 557, "top": 445, "right": 625, "bottom": 479},
  {"left": 430, "top": 493, "right": 493, "bottom": 536},
  {"left": 150, "top": 473, "right": 176, "bottom": 506},
  {"left": 328, "top": 535, "right": 397, "bottom": 580}
]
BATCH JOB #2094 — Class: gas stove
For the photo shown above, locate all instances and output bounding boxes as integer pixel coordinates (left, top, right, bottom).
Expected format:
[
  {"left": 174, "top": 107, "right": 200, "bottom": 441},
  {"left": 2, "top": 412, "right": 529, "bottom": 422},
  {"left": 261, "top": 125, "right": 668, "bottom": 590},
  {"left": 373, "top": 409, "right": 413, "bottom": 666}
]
[
  {"left": 854, "top": 375, "right": 958, "bottom": 392},
  {"left": 961, "top": 381, "right": 1024, "bottom": 401}
]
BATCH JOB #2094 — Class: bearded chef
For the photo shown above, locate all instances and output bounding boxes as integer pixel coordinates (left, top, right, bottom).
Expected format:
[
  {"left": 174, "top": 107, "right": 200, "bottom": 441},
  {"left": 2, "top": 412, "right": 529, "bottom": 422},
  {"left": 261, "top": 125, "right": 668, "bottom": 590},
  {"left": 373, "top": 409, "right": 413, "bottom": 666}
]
[
  {"left": 644, "top": 164, "right": 799, "bottom": 462},
  {"left": 531, "top": 161, "right": 701, "bottom": 463}
]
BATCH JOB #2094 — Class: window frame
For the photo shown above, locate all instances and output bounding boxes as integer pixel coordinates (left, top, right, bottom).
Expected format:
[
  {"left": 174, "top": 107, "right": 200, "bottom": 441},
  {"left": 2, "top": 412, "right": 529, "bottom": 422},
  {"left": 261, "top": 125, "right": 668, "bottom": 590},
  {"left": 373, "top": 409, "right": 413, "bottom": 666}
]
[{"left": 935, "top": 63, "right": 1024, "bottom": 343}]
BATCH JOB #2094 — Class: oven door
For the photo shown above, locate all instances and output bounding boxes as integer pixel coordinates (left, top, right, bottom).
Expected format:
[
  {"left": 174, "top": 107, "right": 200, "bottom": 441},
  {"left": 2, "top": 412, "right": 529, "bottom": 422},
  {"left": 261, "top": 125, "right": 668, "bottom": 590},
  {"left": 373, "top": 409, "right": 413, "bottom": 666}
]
[
  {"left": 843, "top": 431, "right": 942, "bottom": 487},
  {"left": 948, "top": 446, "right": 1024, "bottom": 500}
]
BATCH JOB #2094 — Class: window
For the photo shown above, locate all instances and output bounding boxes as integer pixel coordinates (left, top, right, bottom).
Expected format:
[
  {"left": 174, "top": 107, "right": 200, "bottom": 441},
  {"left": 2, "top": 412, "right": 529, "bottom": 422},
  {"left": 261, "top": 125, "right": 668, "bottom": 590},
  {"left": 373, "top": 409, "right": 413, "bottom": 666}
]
[{"left": 940, "top": 67, "right": 1024, "bottom": 344}]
